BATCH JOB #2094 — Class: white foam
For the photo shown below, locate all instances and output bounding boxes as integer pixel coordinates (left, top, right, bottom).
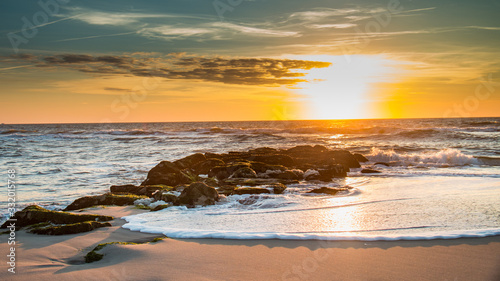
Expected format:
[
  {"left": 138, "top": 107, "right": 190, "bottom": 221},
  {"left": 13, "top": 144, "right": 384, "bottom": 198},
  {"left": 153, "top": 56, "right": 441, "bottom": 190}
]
[
  {"left": 122, "top": 221, "right": 500, "bottom": 241},
  {"left": 368, "top": 148, "right": 479, "bottom": 166}
]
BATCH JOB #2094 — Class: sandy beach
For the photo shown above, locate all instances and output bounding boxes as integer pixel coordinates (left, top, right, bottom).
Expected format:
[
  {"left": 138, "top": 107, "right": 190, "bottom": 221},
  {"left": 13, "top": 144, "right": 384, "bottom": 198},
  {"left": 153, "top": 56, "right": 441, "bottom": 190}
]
[{"left": 1, "top": 206, "right": 499, "bottom": 281}]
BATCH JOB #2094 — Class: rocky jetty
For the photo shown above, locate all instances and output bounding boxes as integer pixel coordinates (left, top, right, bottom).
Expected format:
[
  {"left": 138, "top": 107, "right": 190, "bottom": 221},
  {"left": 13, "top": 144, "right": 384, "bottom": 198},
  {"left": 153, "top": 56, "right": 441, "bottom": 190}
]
[{"left": 62, "top": 145, "right": 371, "bottom": 210}]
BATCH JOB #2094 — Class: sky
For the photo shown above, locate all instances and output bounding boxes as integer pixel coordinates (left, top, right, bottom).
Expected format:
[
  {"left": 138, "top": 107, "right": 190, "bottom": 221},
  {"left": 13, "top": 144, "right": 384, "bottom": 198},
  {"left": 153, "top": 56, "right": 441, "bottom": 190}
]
[{"left": 0, "top": 0, "right": 499, "bottom": 123}]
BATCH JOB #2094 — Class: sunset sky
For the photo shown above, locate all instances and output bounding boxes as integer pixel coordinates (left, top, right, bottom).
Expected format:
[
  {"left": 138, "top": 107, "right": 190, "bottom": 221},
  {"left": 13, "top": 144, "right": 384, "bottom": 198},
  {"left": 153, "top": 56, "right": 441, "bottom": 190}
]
[{"left": 1, "top": 0, "right": 499, "bottom": 123}]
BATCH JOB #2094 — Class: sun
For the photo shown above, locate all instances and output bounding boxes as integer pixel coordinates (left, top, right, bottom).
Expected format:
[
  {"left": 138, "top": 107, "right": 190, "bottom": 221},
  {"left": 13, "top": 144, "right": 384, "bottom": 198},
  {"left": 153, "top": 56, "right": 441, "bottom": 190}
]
[{"left": 289, "top": 54, "right": 406, "bottom": 120}]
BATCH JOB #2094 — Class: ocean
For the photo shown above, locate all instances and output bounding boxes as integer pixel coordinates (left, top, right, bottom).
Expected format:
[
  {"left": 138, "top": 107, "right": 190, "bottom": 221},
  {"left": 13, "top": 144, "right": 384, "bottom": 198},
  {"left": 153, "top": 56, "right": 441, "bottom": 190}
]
[{"left": 1, "top": 118, "right": 499, "bottom": 241}]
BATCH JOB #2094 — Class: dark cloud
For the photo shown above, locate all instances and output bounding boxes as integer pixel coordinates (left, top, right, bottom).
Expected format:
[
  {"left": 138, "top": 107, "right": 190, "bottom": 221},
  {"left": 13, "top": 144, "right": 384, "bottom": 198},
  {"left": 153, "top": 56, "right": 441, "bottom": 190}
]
[{"left": 10, "top": 53, "right": 331, "bottom": 86}]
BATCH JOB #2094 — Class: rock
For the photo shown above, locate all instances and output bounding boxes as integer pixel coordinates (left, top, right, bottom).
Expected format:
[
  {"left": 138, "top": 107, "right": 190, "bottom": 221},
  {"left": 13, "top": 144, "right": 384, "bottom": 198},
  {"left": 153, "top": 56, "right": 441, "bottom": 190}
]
[
  {"left": 353, "top": 153, "right": 369, "bottom": 163},
  {"left": 282, "top": 145, "right": 335, "bottom": 166},
  {"left": 192, "top": 159, "right": 225, "bottom": 174},
  {"left": 150, "top": 205, "right": 171, "bottom": 212},
  {"left": 173, "top": 153, "right": 206, "bottom": 169},
  {"left": 361, "top": 168, "right": 381, "bottom": 174},
  {"left": 141, "top": 161, "right": 188, "bottom": 186},
  {"left": 216, "top": 185, "right": 236, "bottom": 196},
  {"left": 275, "top": 170, "right": 299, "bottom": 180},
  {"left": 226, "top": 162, "right": 252, "bottom": 174},
  {"left": 110, "top": 184, "right": 138, "bottom": 194},
  {"left": 178, "top": 182, "right": 219, "bottom": 206},
  {"left": 316, "top": 164, "right": 348, "bottom": 181},
  {"left": 233, "top": 187, "right": 271, "bottom": 195},
  {"left": 29, "top": 221, "right": 112, "bottom": 235},
  {"left": 152, "top": 190, "right": 179, "bottom": 204},
  {"left": 248, "top": 147, "right": 278, "bottom": 154},
  {"left": 231, "top": 167, "right": 257, "bottom": 178},
  {"left": 65, "top": 194, "right": 148, "bottom": 211},
  {"left": 1, "top": 205, "right": 113, "bottom": 229},
  {"left": 223, "top": 178, "right": 299, "bottom": 186},
  {"left": 330, "top": 150, "right": 361, "bottom": 168},
  {"left": 137, "top": 185, "right": 174, "bottom": 197},
  {"left": 161, "top": 193, "right": 179, "bottom": 204},
  {"left": 208, "top": 166, "right": 231, "bottom": 180},
  {"left": 111, "top": 184, "right": 172, "bottom": 197},
  {"left": 205, "top": 152, "right": 224, "bottom": 159},
  {"left": 374, "top": 162, "right": 391, "bottom": 166},
  {"left": 307, "top": 187, "right": 347, "bottom": 195},
  {"left": 250, "top": 162, "right": 287, "bottom": 173},
  {"left": 247, "top": 154, "right": 295, "bottom": 167},
  {"left": 270, "top": 183, "right": 287, "bottom": 194}
]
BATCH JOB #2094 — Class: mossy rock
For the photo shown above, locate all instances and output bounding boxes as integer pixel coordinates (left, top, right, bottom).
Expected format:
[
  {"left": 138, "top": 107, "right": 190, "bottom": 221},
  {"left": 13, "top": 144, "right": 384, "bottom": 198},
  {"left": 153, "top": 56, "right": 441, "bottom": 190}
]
[
  {"left": 0, "top": 205, "right": 113, "bottom": 229},
  {"left": 65, "top": 193, "right": 148, "bottom": 211},
  {"left": 84, "top": 238, "right": 165, "bottom": 263},
  {"left": 231, "top": 167, "right": 257, "bottom": 178},
  {"left": 29, "top": 221, "right": 112, "bottom": 235},
  {"left": 233, "top": 187, "right": 271, "bottom": 195},
  {"left": 150, "top": 205, "right": 171, "bottom": 212},
  {"left": 85, "top": 250, "right": 104, "bottom": 263}
]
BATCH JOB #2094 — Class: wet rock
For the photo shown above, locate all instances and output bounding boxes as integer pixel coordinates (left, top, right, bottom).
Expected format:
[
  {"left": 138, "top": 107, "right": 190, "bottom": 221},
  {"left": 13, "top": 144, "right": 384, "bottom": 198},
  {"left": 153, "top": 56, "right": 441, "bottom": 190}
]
[
  {"left": 317, "top": 164, "right": 348, "bottom": 181},
  {"left": 173, "top": 153, "right": 206, "bottom": 169},
  {"left": 192, "top": 159, "right": 225, "bottom": 174},
  {"left": 270, "top": 183, "right": 287, "bottom": 194},
  {"left": 231, "top": 167, "right": 257, "bottom": 178},
  {"left": 216, "top": 185, "right": 236, "bottom": 196},
  {"left": 250, "top": 162, "right": 287, "bottom": 173},
  {"left": 361, "top": 168, "right": 381, "bottom": 174},
  {"left": 208, "top": 166, "right": 231, "bottom": 180},
  {"left": 374, "top": 162, "right": 391, "bottom": 166},
  {"left": 110, "top": 184, "right": 138, "bottom": 194},
  {"left": 178, "top": 182, "right": 219, "bottom": 206},
  {"left": 282, "top": 145, "right": 335, "bottom": 166},
  {"left": 331, "top": 150, "right": 361, "bottom": 168},
  {"left": 1, "top": 205, "right": 113, "bottom": 229},
  {"left": 29, "top": 221, "right": 112, "bottom": 235},
  {"left": 152, "top": 190, "right": 179, "bottom": 204},
  {"left": 275, "top": 170, "right": 300, "bottom": 180},
  {"left": 141, "top": 161, "right": 188, "bottom": 186},
  {"left": 150, "top": 205, "right": 171, "bottom": 212},
  {"left": 307, "top": 187, "right": 348, "bottom": 195},
  {"left": 205, "top": 152, "right": 224, "bottom": 160},
  {"left": 223, "top": 178, "right": 299, "bottom": 186},
  {"left": 353, "top": 153, "right": 369, "bottom": 163},
  {"left": 65, "top": 194, "right": 147, "bottom": 211},
  {"left": 233, "top": 187, "right": 271, "bottom": 195},
  {"left": 247, "top": 154, "right": 295, "bottom": 167},
  {"left": 111, "top": 184, "right": 172, "bottom": 197}
]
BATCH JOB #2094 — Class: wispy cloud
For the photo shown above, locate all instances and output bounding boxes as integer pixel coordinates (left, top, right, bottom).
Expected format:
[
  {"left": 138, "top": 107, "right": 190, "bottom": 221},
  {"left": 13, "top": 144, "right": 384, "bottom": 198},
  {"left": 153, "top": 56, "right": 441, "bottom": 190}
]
[
  {"left": 54, "top": 31, "right": 138, "bottom": 42},
  {"left": 64, "top": 7, "right": 180, "bottom": 26}
]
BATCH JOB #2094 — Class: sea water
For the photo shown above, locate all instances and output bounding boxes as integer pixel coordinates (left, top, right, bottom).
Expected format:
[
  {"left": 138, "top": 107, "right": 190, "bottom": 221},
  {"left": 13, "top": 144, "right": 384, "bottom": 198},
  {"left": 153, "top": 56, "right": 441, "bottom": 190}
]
[{"left": 1, "top": 118, "right": 499, "bottom": 240}]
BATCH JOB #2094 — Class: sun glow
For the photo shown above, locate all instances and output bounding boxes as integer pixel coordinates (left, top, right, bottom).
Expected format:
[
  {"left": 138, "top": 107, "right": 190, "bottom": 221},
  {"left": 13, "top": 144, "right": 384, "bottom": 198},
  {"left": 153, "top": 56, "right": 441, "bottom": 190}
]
[{"left": 291, "top": 55, "right": 407, "bottom": 120}]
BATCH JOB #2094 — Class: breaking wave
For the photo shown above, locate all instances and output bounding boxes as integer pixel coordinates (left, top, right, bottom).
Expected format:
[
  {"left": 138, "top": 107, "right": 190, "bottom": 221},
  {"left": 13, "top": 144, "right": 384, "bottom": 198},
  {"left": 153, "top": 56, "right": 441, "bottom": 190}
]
[{"left": 367, "top": 148, "right": 480, "bottom": 166}]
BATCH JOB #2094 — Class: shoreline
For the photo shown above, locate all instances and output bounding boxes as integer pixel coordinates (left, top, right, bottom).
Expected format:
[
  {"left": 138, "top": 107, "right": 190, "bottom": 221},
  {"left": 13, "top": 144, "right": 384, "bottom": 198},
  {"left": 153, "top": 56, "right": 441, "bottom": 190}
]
[{"left": 2, "top": 206, "right": 499, "bottom": 281}]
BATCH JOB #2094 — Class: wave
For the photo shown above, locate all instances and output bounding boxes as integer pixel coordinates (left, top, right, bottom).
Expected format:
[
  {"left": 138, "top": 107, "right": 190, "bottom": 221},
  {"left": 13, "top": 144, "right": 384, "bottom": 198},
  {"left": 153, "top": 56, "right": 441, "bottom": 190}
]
[
  {"left": 0, "top": 129, "right": 37, "bottom": 134},
  {"left": 121, "top": 220, "right": 500, "bottom": 241},
  {"left": 367, "top": 148, "right": 480, "bottom": 166}
]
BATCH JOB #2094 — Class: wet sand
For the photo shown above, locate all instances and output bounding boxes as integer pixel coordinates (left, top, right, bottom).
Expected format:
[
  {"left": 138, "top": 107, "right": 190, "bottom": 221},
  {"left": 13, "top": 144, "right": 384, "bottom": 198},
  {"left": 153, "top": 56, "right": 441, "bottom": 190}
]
[{"left": 1, "top": 206, "right": 499, "bottom": 281}]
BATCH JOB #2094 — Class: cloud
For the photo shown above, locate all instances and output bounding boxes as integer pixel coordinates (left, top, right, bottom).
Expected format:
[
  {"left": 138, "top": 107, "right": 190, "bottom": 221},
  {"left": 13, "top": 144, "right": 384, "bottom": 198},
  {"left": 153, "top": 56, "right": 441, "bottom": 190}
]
[
  {"left": 309, "top": 23, "right": 357, "bottom": 29},
  {"left": 12, "top": 53, "right": 331, "bottom": 86},
  {"left": 65, "top": 7, "right": 179, "bottom": 26}
]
